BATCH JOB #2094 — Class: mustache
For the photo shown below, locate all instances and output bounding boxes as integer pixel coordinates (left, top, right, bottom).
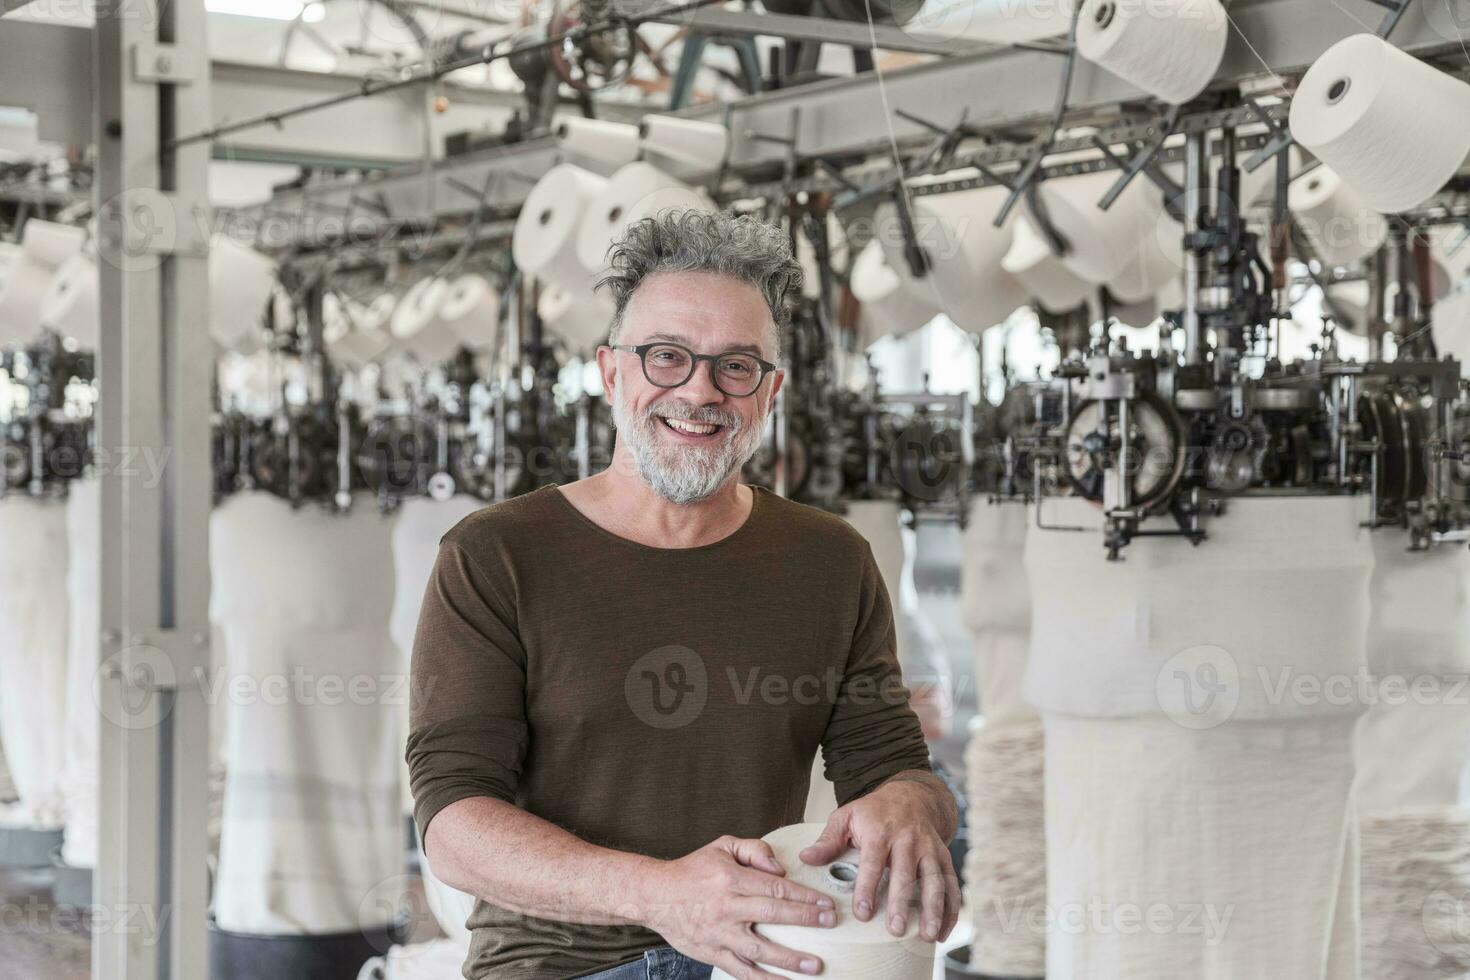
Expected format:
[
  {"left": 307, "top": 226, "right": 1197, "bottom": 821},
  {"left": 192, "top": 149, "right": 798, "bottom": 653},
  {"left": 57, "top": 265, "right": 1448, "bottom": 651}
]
[{"left": 642, "top": 401, "right": 744, "bottom": 432}]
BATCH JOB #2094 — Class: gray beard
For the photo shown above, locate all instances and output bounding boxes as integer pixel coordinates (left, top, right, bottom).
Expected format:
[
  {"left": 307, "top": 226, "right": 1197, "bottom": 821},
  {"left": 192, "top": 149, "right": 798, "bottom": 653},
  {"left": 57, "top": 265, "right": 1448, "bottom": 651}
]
[{"left": 609, "top": 369, "right": 769, "bottom": 505}]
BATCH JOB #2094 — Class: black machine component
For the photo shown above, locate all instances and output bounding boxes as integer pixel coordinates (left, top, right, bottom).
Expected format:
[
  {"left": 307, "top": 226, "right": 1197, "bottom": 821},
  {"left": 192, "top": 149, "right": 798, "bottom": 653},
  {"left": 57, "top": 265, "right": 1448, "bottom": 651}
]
[{"left": 0, "top": 335, "right": 95, "bottom": 499}]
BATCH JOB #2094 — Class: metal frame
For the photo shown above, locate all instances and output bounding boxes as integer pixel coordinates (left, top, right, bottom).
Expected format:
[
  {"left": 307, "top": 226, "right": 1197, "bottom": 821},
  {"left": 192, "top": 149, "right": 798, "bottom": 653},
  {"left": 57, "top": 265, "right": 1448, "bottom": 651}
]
[{"left": 92, "top": 1, "right": 212, "bottom": 977}]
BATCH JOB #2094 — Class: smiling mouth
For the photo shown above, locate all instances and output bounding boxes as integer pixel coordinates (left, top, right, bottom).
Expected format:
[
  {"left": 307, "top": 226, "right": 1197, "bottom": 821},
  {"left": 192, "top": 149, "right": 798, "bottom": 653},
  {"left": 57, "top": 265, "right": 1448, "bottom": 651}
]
[{"left": 660, "top": 416, "right": 725, "bottom": 437}]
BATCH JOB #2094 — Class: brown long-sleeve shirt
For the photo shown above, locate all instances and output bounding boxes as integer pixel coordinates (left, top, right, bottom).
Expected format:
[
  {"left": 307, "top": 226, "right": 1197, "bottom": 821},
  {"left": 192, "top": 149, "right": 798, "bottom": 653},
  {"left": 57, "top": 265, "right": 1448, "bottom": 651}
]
[{"left": 405, "top": 483, "right": 932, "bottom": 978}]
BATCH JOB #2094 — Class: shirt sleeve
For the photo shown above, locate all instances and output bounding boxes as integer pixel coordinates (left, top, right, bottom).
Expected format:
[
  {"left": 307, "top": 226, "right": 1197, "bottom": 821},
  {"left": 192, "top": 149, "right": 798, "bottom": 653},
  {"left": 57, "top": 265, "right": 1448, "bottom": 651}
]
[
  {"left": 406, "top": 537, "right": 530, "bottom": 844},
  {"left": 820, "top": 540, "right": 933, "bottom": 806}
]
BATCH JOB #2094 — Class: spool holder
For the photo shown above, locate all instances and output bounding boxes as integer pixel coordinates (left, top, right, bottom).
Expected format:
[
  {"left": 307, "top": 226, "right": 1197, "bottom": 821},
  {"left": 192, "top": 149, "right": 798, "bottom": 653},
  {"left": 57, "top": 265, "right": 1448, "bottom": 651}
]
[{"left": 825, "top": 860, "right": 859, "bottom": 893}]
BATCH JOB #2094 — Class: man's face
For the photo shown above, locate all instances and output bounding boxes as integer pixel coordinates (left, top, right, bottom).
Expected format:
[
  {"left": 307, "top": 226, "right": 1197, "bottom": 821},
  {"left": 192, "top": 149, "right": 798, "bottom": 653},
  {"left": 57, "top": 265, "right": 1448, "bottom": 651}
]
[{"left": 598, "top": 271, "right": 785, "bottom": 504}]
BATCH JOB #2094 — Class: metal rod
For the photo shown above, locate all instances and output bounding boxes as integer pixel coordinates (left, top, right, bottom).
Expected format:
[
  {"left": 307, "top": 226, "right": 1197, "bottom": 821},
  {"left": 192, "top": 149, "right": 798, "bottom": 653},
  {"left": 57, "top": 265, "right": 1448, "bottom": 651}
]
[{"left": 1182, "top": 131, "right": 1208, "bottom": 366}]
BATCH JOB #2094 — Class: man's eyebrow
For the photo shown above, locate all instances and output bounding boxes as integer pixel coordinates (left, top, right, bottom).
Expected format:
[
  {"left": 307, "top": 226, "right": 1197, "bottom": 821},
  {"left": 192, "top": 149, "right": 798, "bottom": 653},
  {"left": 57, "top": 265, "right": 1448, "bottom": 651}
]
[{"left": 645, "top": 332, "right": 766, "bottom": 356}]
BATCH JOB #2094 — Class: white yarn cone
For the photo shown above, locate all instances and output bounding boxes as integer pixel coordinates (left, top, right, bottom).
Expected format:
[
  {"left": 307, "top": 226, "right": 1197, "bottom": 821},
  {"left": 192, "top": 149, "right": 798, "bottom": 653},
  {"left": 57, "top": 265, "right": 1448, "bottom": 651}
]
[
  {"left": 514, "top": 163, "right": 607, "bottom": 295},
  {"left": 209, "top": 493, "right": 402, "bottom": 934},
  {"left": 876, "top": 186, "right": 1026, "bottom": 334},
  {"left": 903, "top": 0, "right": 1076, "bottom": 45},
  {"left": 1002, "top": 212, "right": 1093, "bottom": 314},
  {"left": 20, "top": 219, "right": 84, "bottom": 267},
  {"left": 538, "top": 286, "right": 615, "bottom": 353},
  {"left": 575, "top": 162, "right": 716, "bottom": 274},
  {"left": 1288, "top": 165, "right": 1390, "bottom": 269},
  {"left": 851, "top": 239, "right": 940, "bottom": 344},
  {"left": 60, "top": 480, "right": 100, "bottom": 869},
  {"left": 1076, "top": 0, "right": 1228, "bottom": 105},
  {"left": 708, "top": 823, "right": 935, "bottom": 980},
  {"left": 438, "top": 273, "right": 500, "bottom": 351},
  {"left": 1290, "top": 33, "right": 1470, "bottom": 214},
  {"left": 391, "top": 277, "right": 462, "bottom": 364},
  {"left": 638, "top": 115, "right": 730, "bottom": 170},
  {"left": 1029, "top": 171, "right": 1171, "bottom": 286},
  {"left": 0, "top": 497, "right": 70, "bottom": 831},
  {"left": 0, "top": 254, "right": 55, "bottom": 346},
  {"left": 553, "top": 116, "right": 641, "bottom": 166}
]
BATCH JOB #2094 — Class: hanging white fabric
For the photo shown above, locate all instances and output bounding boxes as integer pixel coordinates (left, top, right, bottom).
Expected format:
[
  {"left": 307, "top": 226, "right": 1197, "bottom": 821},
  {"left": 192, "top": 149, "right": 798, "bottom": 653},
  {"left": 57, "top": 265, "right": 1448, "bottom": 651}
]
[
  {"left": 209, "top": 493, "right": 402, "bottom": 934},
  {"left": 59, "top": 479, "right": 101, "bottom": 868},
  {"left": 0, "top": 496, "right": 70, "bottom": 831}
]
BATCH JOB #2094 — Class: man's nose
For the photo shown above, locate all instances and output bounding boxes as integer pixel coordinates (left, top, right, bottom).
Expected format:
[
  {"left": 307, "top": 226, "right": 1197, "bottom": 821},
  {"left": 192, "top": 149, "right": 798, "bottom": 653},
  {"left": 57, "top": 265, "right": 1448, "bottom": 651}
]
[{"left": 680, "top": 359, "right": 726, "bottom": 403}]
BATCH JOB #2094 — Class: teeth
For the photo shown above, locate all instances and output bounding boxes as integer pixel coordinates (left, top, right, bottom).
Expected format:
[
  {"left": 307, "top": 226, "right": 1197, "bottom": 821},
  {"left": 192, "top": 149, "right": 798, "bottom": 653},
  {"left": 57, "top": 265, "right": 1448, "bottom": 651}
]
[{"left": 664, "top": 417, "right": 719, "bottom": 435}]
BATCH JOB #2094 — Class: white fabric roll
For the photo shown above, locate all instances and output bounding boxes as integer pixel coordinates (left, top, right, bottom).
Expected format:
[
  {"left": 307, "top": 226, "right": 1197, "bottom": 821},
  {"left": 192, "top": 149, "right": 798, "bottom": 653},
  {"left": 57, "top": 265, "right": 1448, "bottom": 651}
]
[
  {"left": 1368, "top": 534, "right": 1470, "bottom": 679},
  {"left": 209, "top": 493, "right": 402, "bottom": 935},
  {"left": 0, "top": 254, "right": 54, "bottom": 346},
  {"left": 1287, "top": 165, "right": 1390, "bottom": 268},
  {"left": 1111, "top": 214, "right": 1182, "bottom": 304},
  {"left": 1290, "top": 34, "right": 1470, "bottom": 214},
  {"left": 390, "top": 495, "right": 483, "bottom": 816},
  {"left": 21, "top": 219, "right": 85, "bottom": 267},
  {"left": 575, "top": 162, "right": 716, "bottom": 274},
  {"left": 1356, "top": 699, "right": 1470, "bottom": 814},
  {"left": 0, "top": 242, "right": 21, "bottom": 292},
  {"left": 876, "top": 187, "right": 1026, "bottom": 333},
  {"left": 554, "top": 116, "right": 641, "bottom": 166},
  {"left": 961, "top": 500, "right": 1032, "bottom": 638},
  {"left": 1044, "top": 712, "right": 1360, "bottom": 979},
  {"left": 964, "top": 716, "right": 1046, "bottom": 978},
  {"left": 0, "top": 497, "right": 70, "bottom": 831},
  {"left": 1003, "top": 212, "right": 1094, "bottom": 314},
  {"left": 1076, "top": 0, "right": 1228, "bottom": 105},
  {"left": 438, "top": 273, "right": 500, "bottom": 350},
  {"left": 209, "top": 236, "right": 277, "bottom": 352},
  {"left": 903, "top": 0, "right": 1075, "bottom": 44},
  {"left": 60, "top": 480, "right": 100, "bottom": 869},
  {"left": 538, "top": 286, "right": 615, "bottom": 353},
  {"left": 39, "top": 252, "right": 100, "bottom": 347},
  {"left": 391, "top": 277, "right": 461, "bottom": 364},
  {"left": 514, "top": 163, "right": 607, "bottom": 296},
  {"left": 1024, "top": 496, "right": 1375, "bottom": 721},
  {"left": 708, "top": 823, "right": 935, "bottom": 980},
  {"left": 638, "top": 115, "right": 730, "bottom": 170},
  {"left": 1361, "top": 809, "right": 1470, "bottom": 980},
  {"left": 851, "top": 239, "right": 941, "bottom": 343},
  {"left": 1029, "top": 171, "right": 1171, "bottom": 286}
]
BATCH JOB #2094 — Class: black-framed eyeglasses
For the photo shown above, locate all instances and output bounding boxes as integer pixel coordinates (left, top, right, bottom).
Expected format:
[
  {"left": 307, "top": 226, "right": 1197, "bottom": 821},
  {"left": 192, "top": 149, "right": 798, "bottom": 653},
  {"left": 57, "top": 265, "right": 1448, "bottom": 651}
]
[{"left": 605, "top": 342, "right": 778, "bottom": 398}]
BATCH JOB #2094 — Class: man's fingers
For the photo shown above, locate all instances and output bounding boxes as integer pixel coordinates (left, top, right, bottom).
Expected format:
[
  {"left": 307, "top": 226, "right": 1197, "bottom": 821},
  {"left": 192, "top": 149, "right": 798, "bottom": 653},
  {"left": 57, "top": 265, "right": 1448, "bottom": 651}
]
[
  {"left": 885, "top": 839, "right": 917, "bottom": 936},
  {"left": 726, "top": 926, "right": 824, "bottom": 977},
  {"left": 852, "top": 834, "right": 890, "bottom": 922},
  {"left": 939, "top": 855, "right": 962, "bottom": 941},
  {"left": 917, "top": 852, "right": 947, "bottom": 941},
  {"left": 731, "top": 896, "right": 838, "bottom": 930},
  {"left": 712, "top": 950, "right": 783, "bottom": 980},
  {"left": 799, "top": 810, "right": 851, "bottom": 865},
  {"left": 730, "top": 866, "right": 834, "bottom": 908},
  {"left": 726, "top": 837, "right": 785, "bottom": 876}
]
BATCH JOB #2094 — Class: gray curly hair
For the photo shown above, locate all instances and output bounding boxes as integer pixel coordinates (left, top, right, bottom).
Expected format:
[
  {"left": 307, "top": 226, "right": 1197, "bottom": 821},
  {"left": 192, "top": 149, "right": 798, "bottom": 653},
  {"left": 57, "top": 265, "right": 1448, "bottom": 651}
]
[{"left": 593, "top": 209, "right": 804, "bottom": 359}]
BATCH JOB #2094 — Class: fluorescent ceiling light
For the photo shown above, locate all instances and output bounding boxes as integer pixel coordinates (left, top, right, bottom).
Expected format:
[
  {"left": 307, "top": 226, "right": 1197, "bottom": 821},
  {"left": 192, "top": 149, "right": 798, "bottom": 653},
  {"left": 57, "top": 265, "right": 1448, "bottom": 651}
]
[{"left": 206, "top": 0, "right": 325, "bottom": 22}]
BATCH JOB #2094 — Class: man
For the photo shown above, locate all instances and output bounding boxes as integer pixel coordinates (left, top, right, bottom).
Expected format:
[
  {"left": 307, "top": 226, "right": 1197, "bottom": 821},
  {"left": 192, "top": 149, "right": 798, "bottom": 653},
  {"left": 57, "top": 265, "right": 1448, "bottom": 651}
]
[{"left": 407, "top": 209, "right": 960, "bottom": 980}]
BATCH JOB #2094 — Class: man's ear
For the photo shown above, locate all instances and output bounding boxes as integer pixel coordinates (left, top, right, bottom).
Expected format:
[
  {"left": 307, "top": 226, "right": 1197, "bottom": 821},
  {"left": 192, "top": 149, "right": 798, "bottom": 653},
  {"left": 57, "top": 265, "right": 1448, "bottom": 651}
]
[
  {"left": 596, "top": 345, "right": 618, "bottom": 402},
  {"left": 767, "top": 368, "right": 785, "bottom": 407}
]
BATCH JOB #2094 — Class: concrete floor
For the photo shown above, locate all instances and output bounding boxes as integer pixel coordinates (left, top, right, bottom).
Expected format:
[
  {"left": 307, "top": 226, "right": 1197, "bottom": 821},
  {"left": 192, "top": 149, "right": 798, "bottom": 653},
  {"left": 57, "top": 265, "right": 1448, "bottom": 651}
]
[
  {"left": 0, "top": 867, "right": 90, "bottom": 980},
  {"left": 0, "top": 864, "right": 438, "bottom": 980}
]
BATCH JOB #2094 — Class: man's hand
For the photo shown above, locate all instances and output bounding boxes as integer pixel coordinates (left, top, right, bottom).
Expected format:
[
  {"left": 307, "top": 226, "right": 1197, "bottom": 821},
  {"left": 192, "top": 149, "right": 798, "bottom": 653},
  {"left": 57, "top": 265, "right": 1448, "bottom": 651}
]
[
  {"left": 642, "top": 834, "right": 838, "bottom": 979},
  {"left": 799, "top": 773, "right": 961, "bottom": 944}
]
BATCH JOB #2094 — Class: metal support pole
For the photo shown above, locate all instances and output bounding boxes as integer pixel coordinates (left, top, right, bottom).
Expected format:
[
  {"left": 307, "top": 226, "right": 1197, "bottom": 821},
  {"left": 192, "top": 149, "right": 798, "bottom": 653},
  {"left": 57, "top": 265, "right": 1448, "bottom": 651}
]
[
  {"left": 93, "top": 1, "right": 213, "bottom": 977},
  {"left": 1182, "top": 131, "right": 1208, "bottom": 366}
]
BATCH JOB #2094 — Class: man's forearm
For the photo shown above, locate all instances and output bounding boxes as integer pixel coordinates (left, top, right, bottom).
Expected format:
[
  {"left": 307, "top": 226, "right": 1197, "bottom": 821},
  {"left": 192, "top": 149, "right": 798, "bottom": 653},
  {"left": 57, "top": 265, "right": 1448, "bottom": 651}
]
[
  {"left": 424, "top": 796, "right": 663, "bottom": 928},
  {"left": 879, "top": 769, "right": 961, "bottom": 843}
]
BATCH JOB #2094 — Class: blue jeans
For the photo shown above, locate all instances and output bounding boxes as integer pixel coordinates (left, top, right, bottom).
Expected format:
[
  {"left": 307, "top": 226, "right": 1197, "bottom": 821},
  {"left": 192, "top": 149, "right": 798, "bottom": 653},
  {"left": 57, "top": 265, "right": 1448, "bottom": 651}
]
[{"left": 579, "top": 946, "right": 714, "bottom": 980}]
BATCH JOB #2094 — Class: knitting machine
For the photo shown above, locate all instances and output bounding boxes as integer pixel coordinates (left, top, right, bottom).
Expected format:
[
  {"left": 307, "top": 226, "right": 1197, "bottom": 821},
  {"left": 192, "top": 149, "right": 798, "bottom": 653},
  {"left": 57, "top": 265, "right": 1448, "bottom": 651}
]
[
  {"left": 0, "top": 334, "right": 94, "bottom": 498},
  {"left": 992, "top": 134, "right": 1468, "bottom": 558}
]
